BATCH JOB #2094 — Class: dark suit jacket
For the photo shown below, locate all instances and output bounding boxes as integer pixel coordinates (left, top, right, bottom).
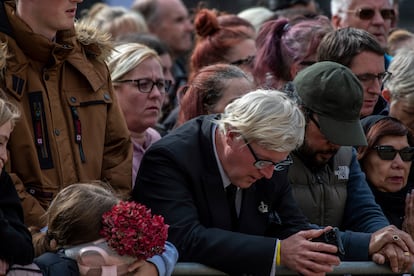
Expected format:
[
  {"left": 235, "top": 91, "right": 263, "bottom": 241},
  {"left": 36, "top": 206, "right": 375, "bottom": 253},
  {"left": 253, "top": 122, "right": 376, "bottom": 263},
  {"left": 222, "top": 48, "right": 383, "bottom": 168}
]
[{"left": 133, "top": 115, "right": 311, "bottom": 275}]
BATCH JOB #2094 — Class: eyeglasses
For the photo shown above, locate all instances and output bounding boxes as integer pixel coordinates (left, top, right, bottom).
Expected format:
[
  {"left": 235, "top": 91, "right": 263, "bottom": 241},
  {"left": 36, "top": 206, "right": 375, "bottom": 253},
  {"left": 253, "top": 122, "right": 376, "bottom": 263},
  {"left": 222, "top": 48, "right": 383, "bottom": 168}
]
[
  {"left": 230, "top": 55, "right": 255, "bottom": 67},
  {"left": 345, "top": 8, "right": 395, "bottom": 21},
  {"left": 113, "top": 78, "right": 172, "bottom": 93},
  {"left": 373, "top": 145, "right": 414, "bottom": 162},
  {"left": 243, "top": 137, "right": 292, "bottom": 170},
  {"left": 355, "top": 71, "right": 392, "bottom": 85}
]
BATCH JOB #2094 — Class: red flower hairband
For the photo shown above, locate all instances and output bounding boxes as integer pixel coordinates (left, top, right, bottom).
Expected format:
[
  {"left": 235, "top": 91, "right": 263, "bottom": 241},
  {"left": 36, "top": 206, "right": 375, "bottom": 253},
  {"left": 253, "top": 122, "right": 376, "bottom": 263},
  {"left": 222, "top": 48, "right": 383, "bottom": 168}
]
[{"left": 100, "top": 201, "right": 169, "bottom": 260}]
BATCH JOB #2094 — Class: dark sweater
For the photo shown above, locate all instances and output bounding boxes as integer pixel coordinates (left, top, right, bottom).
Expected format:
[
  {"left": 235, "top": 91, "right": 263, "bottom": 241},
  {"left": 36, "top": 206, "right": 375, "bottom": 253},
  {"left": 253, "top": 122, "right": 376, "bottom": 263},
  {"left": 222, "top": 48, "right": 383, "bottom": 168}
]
[
  {"left": 0, "top": 169, "right": 34, "bottom": 265},
  {"left": 369, "top": 180, "right": 413, "bottom": 230}
]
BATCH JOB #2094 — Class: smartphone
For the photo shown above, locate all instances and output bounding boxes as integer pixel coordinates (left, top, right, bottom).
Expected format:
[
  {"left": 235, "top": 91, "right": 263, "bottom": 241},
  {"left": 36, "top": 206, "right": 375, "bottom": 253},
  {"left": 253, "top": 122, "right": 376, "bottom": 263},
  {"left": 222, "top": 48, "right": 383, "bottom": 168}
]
[{"left": 312, "top": 227, "right": 345, "bottom": 258}]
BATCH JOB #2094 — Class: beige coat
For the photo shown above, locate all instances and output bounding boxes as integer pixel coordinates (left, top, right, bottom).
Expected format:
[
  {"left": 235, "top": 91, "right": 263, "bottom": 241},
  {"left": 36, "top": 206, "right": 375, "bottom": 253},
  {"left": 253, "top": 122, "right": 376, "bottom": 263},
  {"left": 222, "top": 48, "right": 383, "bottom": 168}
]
[{"left": 0, "top": 1, "right": 132, "bottom": 227}]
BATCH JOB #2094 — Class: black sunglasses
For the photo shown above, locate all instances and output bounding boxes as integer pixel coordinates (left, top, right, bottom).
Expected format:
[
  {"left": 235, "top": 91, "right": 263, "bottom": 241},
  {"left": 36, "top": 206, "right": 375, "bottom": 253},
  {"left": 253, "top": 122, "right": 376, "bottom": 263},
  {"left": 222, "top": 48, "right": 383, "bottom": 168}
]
[
  {"left": 373, "top": 145, "right": 414, "bottom": 162},
  {"left": 346, "top": 8, "right": 395, "bottom": 21}
]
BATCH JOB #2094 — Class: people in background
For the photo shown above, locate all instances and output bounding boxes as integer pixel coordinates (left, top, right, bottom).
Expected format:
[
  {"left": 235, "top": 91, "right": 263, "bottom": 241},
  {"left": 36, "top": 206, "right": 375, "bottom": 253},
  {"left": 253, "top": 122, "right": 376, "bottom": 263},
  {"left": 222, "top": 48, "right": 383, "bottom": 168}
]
[
  {"left": 382, "top": 47, "right": 414, "bottom": 133},
  {"left": 217, "top": 13, "right": 256, "bottom": 39},
  {"left": 237, "top": 6, "right": 274, "bottom": 34},
  {"left": 318, "top": 27, "right": 388, "bottom": 117},
  {"left": 387, "top": 28, "right": 414, "bottom": 56},
  {"left": 162, "top": 7, "right": 257, "bottom": 131},
  {"left": 254, "top": 15, "right": 333, "bottom": 89},
  {"left": 190, "top": 8, "right": 257, "bottom": 80},
  {"left": 131, "top": 0, "right": 194, "bottom": 114},
  {"left": 80, "top": 3, "right": 148, "bottom": 40},
  {"left": 116, "top": 33, "right": 175, "bottom": 135},
  {"left": 358, "top": 116, "right": 414, "bottom": 237},
  {"left": 107, "top": 43, "right": 168, "bottom": 186},
  {"left": 330, "top": 0, "right": 395, "bottom": 50},
  {"left": 269, "top": 0, "right": 319, "bottom": 13},
  {"left": 176, "top": 63, "right": 254, "bottom": 127}
]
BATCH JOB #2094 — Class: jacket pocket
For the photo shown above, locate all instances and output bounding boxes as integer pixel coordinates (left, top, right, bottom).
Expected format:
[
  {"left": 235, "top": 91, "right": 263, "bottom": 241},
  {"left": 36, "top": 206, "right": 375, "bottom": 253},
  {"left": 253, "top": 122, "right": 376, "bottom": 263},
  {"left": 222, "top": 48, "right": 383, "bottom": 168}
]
[{"left": 64, "top": 88, "right": 113, "bottom": 163}]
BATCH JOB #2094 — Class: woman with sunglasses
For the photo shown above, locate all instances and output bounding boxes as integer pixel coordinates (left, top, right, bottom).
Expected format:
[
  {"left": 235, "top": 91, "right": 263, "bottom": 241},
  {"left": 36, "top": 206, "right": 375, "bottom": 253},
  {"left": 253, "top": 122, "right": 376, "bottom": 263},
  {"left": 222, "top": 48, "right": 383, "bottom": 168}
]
[{"left": 358, "top": 115, "right": 414, "bottom": 236}]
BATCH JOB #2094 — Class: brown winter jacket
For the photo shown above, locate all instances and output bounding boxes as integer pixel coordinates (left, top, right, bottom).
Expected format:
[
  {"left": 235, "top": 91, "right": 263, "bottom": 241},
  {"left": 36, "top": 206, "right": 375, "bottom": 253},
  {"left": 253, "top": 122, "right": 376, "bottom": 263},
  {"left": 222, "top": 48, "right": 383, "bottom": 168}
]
[{"left": 0, "top": 1, "right": 132, "bottom": 227}]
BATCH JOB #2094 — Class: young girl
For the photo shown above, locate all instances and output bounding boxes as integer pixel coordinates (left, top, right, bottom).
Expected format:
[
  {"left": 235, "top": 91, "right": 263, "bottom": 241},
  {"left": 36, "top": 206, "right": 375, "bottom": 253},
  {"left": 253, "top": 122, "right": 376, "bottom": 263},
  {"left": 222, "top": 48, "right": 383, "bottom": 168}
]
[{"left": 32, "top": 183, "right": 177, "bottom": 276}]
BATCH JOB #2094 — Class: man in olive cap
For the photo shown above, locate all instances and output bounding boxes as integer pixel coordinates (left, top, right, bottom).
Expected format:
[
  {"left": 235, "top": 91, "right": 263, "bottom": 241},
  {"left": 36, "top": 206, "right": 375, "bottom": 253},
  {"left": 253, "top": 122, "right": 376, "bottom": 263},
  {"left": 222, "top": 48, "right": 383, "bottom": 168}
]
[{"left": 288, "top": 61, "right": 414, "bottom": 273}]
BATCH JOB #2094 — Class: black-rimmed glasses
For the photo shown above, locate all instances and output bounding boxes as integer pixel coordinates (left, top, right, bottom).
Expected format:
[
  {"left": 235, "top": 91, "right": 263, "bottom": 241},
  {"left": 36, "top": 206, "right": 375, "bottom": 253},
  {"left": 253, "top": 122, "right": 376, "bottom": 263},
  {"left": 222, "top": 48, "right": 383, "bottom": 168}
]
[
  {"left": 373, "top": 145, "right": 414, "bottom": 162},
  {"left": 345, "top": 8, "right": 395, "bottom": 21},
  {"left": 243, "top": 137, "right": 292, "bottom": 170},
  {"left": 113, "top": 78, "right": 172, "bottom": 93},
  {"left": 355, "top": 71, "right": 391, "bottom": 85}
]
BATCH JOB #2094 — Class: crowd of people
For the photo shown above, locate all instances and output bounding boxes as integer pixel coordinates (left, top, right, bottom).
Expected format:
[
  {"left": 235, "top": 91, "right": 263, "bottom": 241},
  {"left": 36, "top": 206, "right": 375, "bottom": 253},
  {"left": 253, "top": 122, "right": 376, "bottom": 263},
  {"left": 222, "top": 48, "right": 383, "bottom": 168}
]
[{"left": 1, "top": 0, "right": 414, "bottom": 275}]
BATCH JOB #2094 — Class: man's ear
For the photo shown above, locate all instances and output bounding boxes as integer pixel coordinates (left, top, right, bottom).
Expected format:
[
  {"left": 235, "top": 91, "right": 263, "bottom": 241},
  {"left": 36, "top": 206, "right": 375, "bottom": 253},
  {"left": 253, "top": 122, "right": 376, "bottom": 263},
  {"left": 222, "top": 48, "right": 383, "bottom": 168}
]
[
  {"left": 382, "top": 88, "right": 391, "bottom": 102},
  {"left": 331, "top": 15, "right": 342, "bottom": 29},
  {"left": 226, "top": 130, "right": 238, "bottom": 146}
]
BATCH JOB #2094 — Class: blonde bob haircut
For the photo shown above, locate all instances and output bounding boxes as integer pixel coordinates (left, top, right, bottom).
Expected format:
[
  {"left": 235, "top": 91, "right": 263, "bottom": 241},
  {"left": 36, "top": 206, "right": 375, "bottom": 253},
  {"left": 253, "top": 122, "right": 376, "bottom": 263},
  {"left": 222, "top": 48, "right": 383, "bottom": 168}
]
[
  {"left": 215, "top": 89, "right": 305, "bottom": 152},
  {"left": 107, "top": 42, "right": 161, "bottom": 82}
]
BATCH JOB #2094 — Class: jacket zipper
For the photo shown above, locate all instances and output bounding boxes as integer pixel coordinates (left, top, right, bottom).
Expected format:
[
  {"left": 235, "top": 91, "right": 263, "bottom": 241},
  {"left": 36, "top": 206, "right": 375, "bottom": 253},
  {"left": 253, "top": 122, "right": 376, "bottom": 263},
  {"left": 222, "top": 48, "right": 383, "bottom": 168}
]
[{"left": 70, "top": 106, "right": 86, "bottom": 163}]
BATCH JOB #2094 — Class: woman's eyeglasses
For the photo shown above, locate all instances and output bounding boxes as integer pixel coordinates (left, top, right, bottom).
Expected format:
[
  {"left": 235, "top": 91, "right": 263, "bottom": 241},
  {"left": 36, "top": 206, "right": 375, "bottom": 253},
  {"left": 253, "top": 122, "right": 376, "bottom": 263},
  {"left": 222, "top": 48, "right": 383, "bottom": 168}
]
[
  {"left": 345, "top": 8, "right": 395, "bottom": 21},
  {"left": 373, "top": 145, "right": 414, "bottom": 162},
  {"left": 114, "top": 78, "right": 172, "bottom": 93}
]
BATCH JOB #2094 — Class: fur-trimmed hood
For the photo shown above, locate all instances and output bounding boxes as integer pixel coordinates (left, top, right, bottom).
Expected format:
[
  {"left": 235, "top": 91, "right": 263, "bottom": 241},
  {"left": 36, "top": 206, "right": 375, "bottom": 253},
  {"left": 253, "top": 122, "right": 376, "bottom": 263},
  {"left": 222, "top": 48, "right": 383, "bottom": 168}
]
[
  {"left": 0, "top": 23, "right": 113, "bottom": 80},
  {"left": 74, "top": 18, "right": 114, "bottom": 63},
  {"left": 0, "top": 0, "right": 114, "bottom": 71}
]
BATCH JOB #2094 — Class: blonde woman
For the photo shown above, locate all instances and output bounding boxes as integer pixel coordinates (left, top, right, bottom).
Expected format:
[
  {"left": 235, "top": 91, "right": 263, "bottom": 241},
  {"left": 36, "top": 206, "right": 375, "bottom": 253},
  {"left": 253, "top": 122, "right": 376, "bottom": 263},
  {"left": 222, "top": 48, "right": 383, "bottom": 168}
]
[
  {"left": 0, "top": 94, "right": 34, "bottom": 272},
  {"left": 107, "top": 43, "right": 169, "bottom": 187}
]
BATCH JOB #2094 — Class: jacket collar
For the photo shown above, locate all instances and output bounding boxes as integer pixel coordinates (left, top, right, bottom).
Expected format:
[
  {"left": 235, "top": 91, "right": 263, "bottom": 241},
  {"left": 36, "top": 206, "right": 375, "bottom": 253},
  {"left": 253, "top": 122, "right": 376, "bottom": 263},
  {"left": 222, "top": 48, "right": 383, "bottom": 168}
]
[{"left": 4, "top": 1, "right": 76, "bottom": 64}]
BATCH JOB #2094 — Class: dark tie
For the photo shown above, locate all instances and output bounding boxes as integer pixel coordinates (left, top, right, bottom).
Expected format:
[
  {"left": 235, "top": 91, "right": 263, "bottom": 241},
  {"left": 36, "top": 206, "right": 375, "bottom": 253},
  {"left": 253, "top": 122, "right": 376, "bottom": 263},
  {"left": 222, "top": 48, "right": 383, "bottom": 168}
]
[{"left": 226, "top": 184, "right": 238, "bottom": 230}]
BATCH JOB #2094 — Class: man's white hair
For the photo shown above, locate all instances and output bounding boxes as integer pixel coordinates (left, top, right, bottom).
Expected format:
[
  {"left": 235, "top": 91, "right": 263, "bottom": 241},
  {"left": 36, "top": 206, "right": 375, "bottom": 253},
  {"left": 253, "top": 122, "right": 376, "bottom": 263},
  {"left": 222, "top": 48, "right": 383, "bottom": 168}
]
[
  {"left": 215, "top": 89, "right": 305, "bottom": 152},
  {"left": 385, "top": 47, "right": 414, "bottom": 106}
]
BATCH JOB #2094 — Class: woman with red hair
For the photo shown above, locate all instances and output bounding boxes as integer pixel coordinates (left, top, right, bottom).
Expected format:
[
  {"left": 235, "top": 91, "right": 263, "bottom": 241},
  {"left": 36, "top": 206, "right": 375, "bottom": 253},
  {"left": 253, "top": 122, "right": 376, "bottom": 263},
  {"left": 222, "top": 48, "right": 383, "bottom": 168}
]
[{"left": 190, "top": 8, "right": 256, "bottom": 80}]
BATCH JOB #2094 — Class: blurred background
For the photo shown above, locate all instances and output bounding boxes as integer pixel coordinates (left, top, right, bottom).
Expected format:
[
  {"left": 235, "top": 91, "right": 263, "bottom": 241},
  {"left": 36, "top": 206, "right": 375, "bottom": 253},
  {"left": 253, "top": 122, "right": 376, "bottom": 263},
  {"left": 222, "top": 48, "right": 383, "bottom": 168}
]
[{"left": 78, "top": 0, "right": 413, "bottom": 31}]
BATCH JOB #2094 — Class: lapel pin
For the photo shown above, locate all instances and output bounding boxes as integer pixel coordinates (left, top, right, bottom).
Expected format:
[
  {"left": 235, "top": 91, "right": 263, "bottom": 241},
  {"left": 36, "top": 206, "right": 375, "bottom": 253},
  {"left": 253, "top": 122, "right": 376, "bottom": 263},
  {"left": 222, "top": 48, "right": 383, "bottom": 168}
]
[{"left": 258, "top": 201, "right": 268, "bottom": 213}]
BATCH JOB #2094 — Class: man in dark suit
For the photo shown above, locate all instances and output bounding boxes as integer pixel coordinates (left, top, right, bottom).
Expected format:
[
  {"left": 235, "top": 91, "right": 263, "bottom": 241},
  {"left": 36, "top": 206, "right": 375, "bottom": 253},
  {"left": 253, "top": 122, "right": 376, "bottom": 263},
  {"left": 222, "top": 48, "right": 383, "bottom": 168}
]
[
  {"left": 132, "top": 89, "right": 340, "bottom": 275},
  {"left": 132, "top": 88, "right": 412, "bottom": 275}
]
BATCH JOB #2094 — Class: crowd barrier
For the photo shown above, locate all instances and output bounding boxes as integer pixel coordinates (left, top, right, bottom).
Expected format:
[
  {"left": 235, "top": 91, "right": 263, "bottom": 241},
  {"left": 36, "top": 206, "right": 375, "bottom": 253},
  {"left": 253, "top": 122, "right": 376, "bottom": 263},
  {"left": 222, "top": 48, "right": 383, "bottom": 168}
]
[{"left": 172, "top": 262, "right": 414, "bottom": 275}]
